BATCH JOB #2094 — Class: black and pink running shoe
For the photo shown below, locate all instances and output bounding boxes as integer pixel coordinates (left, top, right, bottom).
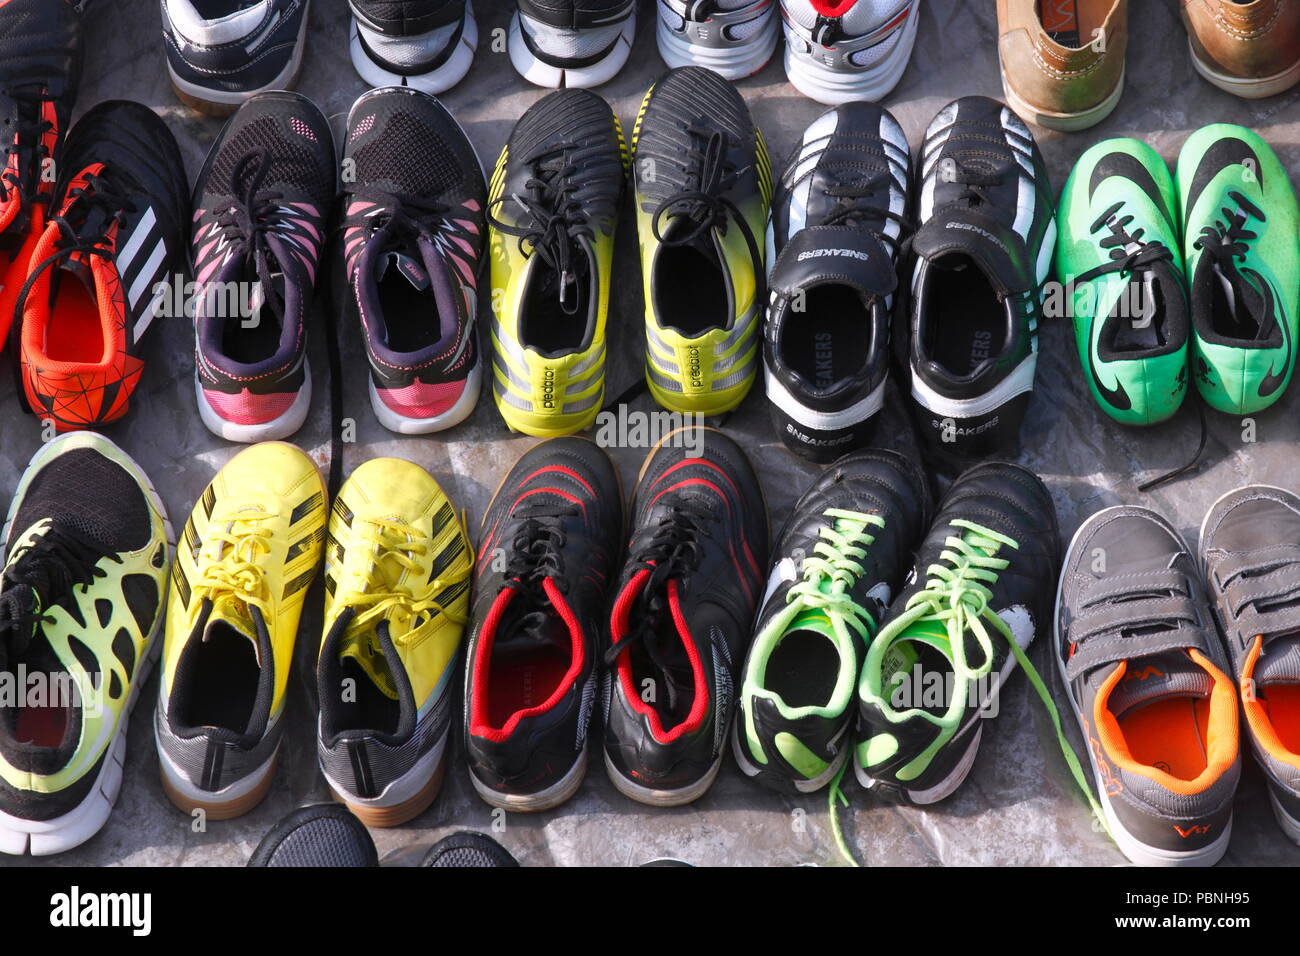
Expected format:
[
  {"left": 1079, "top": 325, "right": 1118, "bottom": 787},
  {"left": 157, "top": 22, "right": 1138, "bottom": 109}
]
[
  {"left": 603, "top": 427, "right": 768, "bottom": 806},
  {"left": 190, "top": 90, "right": 335, "bottom": 442},
  {"left": 336, "top": 86, "right": 486, "bottom": 434}
]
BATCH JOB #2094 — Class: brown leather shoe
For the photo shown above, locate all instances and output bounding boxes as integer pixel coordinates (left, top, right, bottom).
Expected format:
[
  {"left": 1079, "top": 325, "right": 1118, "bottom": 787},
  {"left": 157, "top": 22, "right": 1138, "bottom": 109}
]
[
  {"left": 1181, "top": 0, "right": 1300, "bottom": 98},
  {"left": 997, "top": 0, "right": 1127, "bottom": 131}
]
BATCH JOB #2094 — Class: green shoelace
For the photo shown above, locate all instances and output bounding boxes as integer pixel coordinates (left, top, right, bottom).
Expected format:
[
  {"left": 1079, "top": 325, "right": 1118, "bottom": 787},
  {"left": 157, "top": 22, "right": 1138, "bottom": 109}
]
[
  {"left": 828, "top": 519, "right": 1106, "bottom": 867},
  {"left": 785, "top": 509, "right": 885, "bottom": 638}
]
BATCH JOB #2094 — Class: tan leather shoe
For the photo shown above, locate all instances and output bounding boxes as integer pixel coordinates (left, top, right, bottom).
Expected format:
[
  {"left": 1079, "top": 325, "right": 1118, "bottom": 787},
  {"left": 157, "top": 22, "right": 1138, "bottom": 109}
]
[
  {"left": 997, "top": 0, "right": 1127, "bottom": 131},
  {"left": 1181, "top": 0, "right": 1300, "bottom": 98}
]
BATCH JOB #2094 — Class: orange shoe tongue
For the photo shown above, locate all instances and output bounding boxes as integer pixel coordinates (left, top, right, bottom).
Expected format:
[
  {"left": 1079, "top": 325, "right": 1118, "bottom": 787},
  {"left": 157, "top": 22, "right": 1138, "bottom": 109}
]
[{"left": 1106, "top": 651, "right": 1214, "bottom": 718}]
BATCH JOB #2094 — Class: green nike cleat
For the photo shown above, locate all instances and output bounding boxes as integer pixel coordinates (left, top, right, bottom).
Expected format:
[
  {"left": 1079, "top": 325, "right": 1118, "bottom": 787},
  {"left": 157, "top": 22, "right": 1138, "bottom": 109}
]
[
  {"left": 1056, "top": 138, "right": 1190, "bottom": 426},
  {"left": 1177, "top": 124, "right": 1300, "bottom": 415}
]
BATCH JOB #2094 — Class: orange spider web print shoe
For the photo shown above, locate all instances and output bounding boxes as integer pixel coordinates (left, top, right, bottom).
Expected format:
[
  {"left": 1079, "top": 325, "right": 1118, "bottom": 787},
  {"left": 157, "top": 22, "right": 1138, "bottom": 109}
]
[{"left": 12, "top": 99, "right": 189, "bottom": 431}]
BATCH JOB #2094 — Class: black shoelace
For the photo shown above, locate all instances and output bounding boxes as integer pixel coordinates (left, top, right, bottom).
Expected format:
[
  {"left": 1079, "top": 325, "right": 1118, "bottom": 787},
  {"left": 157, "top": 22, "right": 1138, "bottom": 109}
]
[
  {"left": 946, "top": 161, "right": 1006, "bottom": 209},
  {"left": 0, "top": 526, "right": 119, "bottom": 673},
  {"left": 213, "top": 151, "right": 295, "bottom": 326},
  {"left": 498, "top": 503, "right": 577, "bottom": 649},
  {"left": 487, "top": 141, "right": 590, "bottom": 316},
  {"left": 1075, "top": 201, "right": 1174, "bottom": 284},
  {"left": 820, "top": 173, "right": 913, "bottom": 258},
  {"left": 0, "top": 85, "right": 55, "bottom": 238},
  {"left": 649, "top": 125, "right": 762, "bottom": 288},
  {"left": 8, "top": 172, "right": 139, "bottom": 410},
  {"left": 605, "top": 500, "right": 717, "bottom": 711},
  {"left": 341, "top": 184, "right": 450, "bottom": 247}
]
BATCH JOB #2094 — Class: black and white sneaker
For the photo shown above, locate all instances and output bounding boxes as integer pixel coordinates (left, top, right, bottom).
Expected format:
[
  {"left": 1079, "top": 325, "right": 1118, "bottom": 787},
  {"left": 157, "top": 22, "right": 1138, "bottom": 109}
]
[
  {"left": 899, "top": 96, "right": 1056, "bottom": 468},
  {"left": 764, "top": 102, "right": 910, "bottom": 463},
  {"left": 509, "top": 0, "right": 637, "bottom": 89},
  {"left": 162, "top": 0, "right": 310, "bottom": 115},
  {"left": 349, "top": 0, "right": 478, "bottom": 94}
]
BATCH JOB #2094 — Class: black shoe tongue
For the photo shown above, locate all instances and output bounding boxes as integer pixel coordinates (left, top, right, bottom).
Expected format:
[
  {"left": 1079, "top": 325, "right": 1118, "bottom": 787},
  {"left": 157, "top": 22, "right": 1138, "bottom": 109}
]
[
  {"left": 912, "top": 207, "right": 1032, "bottom": 296},
  {"left": 770, "top": 225, "right": 897, "bottom": 300},
  {"left": 1255, "top": 635, "right": 1300, "bottom": 685},
  {"left": 1106, "top": 650, "right": 1214, "bottom": 718}
]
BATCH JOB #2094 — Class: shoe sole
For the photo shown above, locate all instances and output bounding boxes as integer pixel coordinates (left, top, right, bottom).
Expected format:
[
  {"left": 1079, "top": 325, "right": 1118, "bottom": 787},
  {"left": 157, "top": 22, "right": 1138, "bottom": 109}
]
[
  {"left": 469, "top": 748, "right": 588, "bottom": 812},
  {"left": 195, "top": 363, "right": 313, "bottom": 443},
  {"left": 350, "top": 1, "right": 478, "bottom": 95},
  {"left": 325, "top": 737, "right": 448, "bottom": 828},
  {"left": 604, "top": 747, "right": 725, "bottom": 807},
  {"left": 368, "top": 360, "right": 482, "bottom": 435},
  {"left": 655, "top": 10, "right": 777, "bottom": 80},
  {"left": 1187, "top": 39, "right": 1300, "bottom": 99},
  {"left": 508, "top": 9, "right": 635, "bottom": 89},
  {"left": 157, "top": 740, "right": 280, "bottom": 821},
  {"left": 0, "top": 434, "right": 173, "bottom": 856},
  {"left": 1056, "top": 506, "right": 1232, "bottom": 867},
  {"left": 782, "top": 9, "right": 919, "bottom": 105},
  {"left": 168, "top": 15, "right": 310, "bottom": 116},
  {"left": 1002, "top": 70, "right": 1125, "bottom": 132}
]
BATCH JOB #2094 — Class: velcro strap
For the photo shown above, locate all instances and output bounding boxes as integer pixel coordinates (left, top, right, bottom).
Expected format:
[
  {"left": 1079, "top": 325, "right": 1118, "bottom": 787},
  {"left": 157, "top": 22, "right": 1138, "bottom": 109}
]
[
  {"left": 1072, "top": 595, "right": 1200, "bottom": 642},
  {"left": 1212, "top": 544, "right": 1300, "bottom": 589},
  {"left": 1066, "top": 627, "right": 1198, "bottom": 683},
  {"left": 1079, "top": 568, "right": 1187, "bottom": 608}
]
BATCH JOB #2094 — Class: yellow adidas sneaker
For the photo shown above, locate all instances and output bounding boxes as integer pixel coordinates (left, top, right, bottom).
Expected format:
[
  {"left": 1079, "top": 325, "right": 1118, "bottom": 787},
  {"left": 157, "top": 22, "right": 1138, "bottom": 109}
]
[
  {"left": 631, "top": 67, "right": 772, "bottom": 416},
  {"left": 316, "top": 458, "right": 472, "bottom": 826},
  {"left": 155, "top": 441, "right": 326, "bottom": 820},
  {"left": 487, "top": 88, "right": 626, "bottom": 437}
]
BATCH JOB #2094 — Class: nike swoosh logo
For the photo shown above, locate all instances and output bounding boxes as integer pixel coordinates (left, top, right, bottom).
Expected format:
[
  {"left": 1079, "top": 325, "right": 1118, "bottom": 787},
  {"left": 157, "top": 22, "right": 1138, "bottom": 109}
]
[
  {"left": 1184, "top": 138, "right": 1264, "bottom": 225},
  {"left": 1086, "top": 318, "right": 1132, "bottom": 411},
  {"left": 1255, "top": 270, "right": 1291, "bottom": 397},
  {"left": 1088, "top": 151, "right": 1174, "bottom": 232}
]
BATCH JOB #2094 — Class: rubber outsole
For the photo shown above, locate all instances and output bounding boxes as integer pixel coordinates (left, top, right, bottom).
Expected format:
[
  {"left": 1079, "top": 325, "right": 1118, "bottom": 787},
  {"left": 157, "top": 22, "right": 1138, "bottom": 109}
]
[
  {"left": 350, "top": 1, "right": 478, "bottom": 95},
  {"left": 508, "top": 10, "right": 635, "bottom": 89}
]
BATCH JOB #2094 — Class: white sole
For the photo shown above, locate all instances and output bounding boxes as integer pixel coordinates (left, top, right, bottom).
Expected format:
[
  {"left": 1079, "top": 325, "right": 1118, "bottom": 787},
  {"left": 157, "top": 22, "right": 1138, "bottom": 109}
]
[
  {"left": 508, "top": 10, "right": 635, "bottom": 89},
  {"left": 1002, "top": 65, "right": 1126, "bottom": 132},
  {"left": 604, "top": 745, "right": 725, "bottom": 807},
  {"left": 655, "top": 11, "right": 777, "bottom": 80},
  {"left": 0, "top": 435, "right": 173, "bottom": 856},
  {"left": 469, "top": 748, "right": 588, "bottom": 812},
  {"left": 1055, "top": 509, "right": 1232, "bottom": 867},
  {"left": 368, "top": 359, "right": 482, "bottom": 435},
  {"left": 1188, "top": 38, "right": 1300, "bottom": 99},
  {"left": 195, "top": 363, "right": 312, "bottom": 443},
  {"left": 350, "top": 2, "right": 478, "bottom": 95},
  {"left": 167, "top": 12, "right": 309, "bottom": 108},
  {"left": 782, "top": 10, "right": 919, "bottom": 105}
]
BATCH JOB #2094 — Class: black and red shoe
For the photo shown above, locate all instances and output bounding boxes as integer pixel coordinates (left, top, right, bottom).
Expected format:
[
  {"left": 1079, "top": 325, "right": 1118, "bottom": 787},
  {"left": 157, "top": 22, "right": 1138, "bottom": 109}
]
[
  {"left": 603, "top": 427, "right": 767, "bottom": 806},
  {"left": 0, "top": 0, "right": 83, "bottom": 346},
  {"left": 464, "top": 437, "right": 622, "bottom": 811}
]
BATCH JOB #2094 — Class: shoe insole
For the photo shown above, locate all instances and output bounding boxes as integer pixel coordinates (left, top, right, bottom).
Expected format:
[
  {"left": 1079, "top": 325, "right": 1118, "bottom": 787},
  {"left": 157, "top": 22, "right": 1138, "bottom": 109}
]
[
  {"left": 334, "top": 658, "right": 401, "bottom": 735},
  {"left": 1110, "top": 275, "right": 1167, "bottom": 352},
  {"left": 630, "top": 614, "right": 696, "bottom": 727},
  {"left": 1118, "top": 696, "right": 1211, "bottom": 781},
  {"left": 378, "top": 272, "right": 439, "bottom": 354},
  {"left": 1210, "top": 265, "right": 1263, "bottom": 341},
  {"left": 924, "top": 256, "right": 1005, "bottom": 376},
  {"left": 1038, "top": 0, "right": 1111, "bottom": 48},
  {"left": 486, "top": 645, "right": 569, "bottom": 727},
  {"left": 521, "top": 258, "right": 591, "bottom": 355},
  {"left": 654, "top": 240, "right": 727, "bottom": 337},
  {"left": 1262, "top": 685, "right": 1300, "bottom": 755},
  {"left": 782, "top": 285, "right": 873, "bottom": 389},
  {"left": 13, "top": 701, "right": 69, "bottom": 748},
  {"left": 44, "top": 268, "right": 104, "bottom": 364},
  {"left": 175, "top": 622, "right": 260, "bottom": 734},
  {"left": 766, "top": 629, "right": 839, "bottom": 709}
]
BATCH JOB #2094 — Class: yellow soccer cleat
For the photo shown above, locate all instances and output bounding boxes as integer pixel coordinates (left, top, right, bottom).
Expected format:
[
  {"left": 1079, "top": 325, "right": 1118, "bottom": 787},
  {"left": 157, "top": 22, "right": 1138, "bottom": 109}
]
[
  {"left": 487, "top": 88, "right": 626, "bottom": 437},
  {"left": 317, "top": 458, "right": 472, "bottom": 826},
  {"left": 155, "top": 441, "right": 326, "bottom": 820},
  {"left": 631, "top": 67, "right": 773, "bottom": 416}
]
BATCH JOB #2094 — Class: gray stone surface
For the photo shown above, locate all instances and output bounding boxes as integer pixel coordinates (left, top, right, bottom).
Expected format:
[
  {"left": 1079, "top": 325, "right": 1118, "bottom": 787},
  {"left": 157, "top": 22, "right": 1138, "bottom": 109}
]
[{"left": 3, "top": 0, "right": 1300, "bottom": 866}]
